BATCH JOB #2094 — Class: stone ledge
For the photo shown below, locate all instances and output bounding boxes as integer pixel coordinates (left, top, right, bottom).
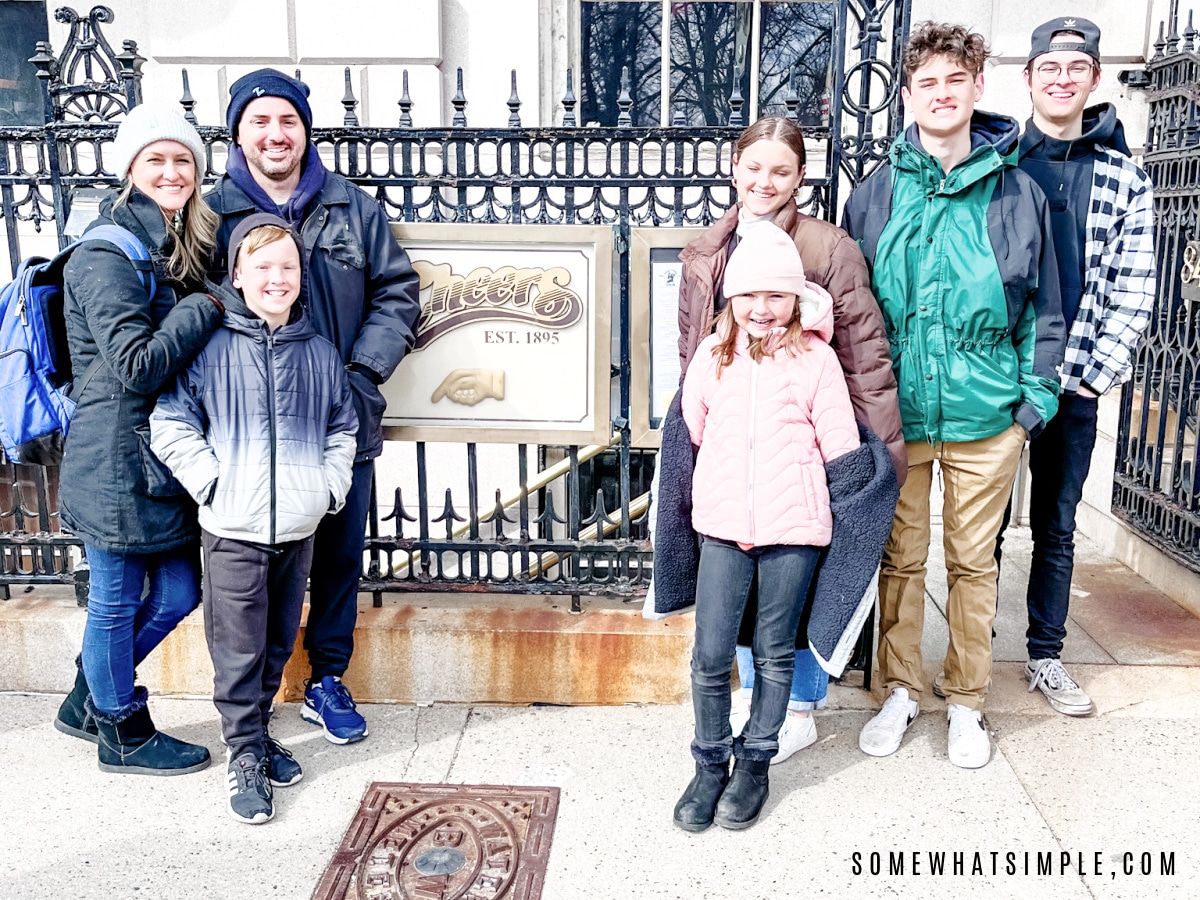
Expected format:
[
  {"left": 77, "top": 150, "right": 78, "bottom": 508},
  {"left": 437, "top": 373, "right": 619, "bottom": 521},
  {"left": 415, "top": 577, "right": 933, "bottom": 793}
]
[{"left": 0, "top": 594, "right": 693, "bottom": 706}]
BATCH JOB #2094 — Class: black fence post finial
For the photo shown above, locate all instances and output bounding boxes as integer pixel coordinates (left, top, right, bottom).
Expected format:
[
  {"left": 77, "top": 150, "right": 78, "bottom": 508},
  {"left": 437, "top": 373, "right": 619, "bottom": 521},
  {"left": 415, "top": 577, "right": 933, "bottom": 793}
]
[
  {"left": 507, "top": 69, "right": 522, "bottom": 127},
  {"left": 562, "top": 67, "right": 577, "bottom": 126},
  {"left": 29, "top": 40, "right": 58, "bottom": 124},
  {"left": 179, "top": 68, "right": 197, "bottom": 124},
  {"left": 398, "top": 69, "right": 413, "bottom": 127},
  {"left": 1154, "top": 21, "right": 1166, "bottom": 60},
  {"left": 452, "top": 67, "right": 468, "bottom": 127},
  {"left": 115, "top": 39, "right": 145, "bottom": 111},
  {"left": 342, "top": 67, "right": 360, "bottom": 126},
  {"left": 784, "top": 65, "right": 800, "bottom": 122},
  {"left": 1167, "top": 0, "right": 1181, "bottom": 55},
  {"left": 1185, "top": 9, "right": 1196, "bottom": 53},
  {"left": 728, "top": 66, "right": 745, "bottom": 128},
  {"left": 616, "top": 65, "right": 633, "bottom": 127}
]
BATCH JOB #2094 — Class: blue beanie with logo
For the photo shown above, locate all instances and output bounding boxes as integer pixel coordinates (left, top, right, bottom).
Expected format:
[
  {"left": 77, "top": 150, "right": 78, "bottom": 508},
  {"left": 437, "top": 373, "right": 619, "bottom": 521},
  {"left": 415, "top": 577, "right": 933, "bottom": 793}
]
[{"left": 226, "top": 68, "right": 313, "bottom": 142}]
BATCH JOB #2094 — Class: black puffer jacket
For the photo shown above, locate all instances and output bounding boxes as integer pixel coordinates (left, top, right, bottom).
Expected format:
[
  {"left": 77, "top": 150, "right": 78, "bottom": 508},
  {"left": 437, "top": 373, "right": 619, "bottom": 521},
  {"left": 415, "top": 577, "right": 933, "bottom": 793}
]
[
  {"left": 59, "top": 189, "right": 224, "bottom": 552},
  {"left": 206, "top": 169, "right": 421, "bottom": 461}
]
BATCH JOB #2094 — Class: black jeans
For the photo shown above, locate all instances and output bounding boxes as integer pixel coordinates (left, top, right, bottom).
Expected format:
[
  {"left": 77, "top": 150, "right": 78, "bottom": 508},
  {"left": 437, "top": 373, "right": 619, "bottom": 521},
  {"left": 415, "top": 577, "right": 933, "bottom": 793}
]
[
  {"left": 690, "top": 536, "right": 820, "bottom": 763},
  {"left": 202, "top": 531, "right": 315, "bottom": 759},
  {"left": 1024, "top": 392, "right": 1099, "bottom": 659},
  {"left": 303, "top": 459, "right": 374, "bottom": 679}
]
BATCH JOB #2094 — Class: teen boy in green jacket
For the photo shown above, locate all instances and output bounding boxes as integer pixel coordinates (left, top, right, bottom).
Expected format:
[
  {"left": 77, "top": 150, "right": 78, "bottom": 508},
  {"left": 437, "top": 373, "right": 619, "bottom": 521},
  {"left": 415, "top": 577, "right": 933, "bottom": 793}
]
[{"left": 842, "top": 22, "right": 1065, "bottom": 769}]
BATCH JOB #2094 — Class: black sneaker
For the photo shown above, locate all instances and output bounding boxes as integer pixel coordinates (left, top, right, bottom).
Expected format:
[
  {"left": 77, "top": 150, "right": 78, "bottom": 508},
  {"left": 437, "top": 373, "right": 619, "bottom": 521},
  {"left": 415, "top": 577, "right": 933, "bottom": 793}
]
[
  {"left": 264, "top": 735, "right": 303, "bottom": 787},
  {"left": 226, "top": 751, "right": 274, "bottom": 824}
]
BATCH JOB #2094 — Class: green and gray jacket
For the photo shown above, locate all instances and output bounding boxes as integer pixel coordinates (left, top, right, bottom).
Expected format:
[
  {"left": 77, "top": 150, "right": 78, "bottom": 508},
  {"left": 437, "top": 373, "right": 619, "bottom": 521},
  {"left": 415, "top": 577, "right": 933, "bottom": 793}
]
[{"left": 842, "top": 111, "right": 1065, "bottom": 443}]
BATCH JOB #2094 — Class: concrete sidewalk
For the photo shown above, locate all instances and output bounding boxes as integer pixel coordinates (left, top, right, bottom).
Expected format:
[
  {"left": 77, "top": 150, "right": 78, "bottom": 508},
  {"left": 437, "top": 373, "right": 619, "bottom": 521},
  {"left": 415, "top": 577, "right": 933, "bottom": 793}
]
[{"left": 2, "top": 526, "right": 1198, "bottom": 900}]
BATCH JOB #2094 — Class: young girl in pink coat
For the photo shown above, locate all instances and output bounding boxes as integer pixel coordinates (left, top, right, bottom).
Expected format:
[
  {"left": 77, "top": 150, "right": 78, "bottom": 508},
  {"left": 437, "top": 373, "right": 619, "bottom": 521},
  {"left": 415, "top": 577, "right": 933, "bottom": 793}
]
[{"left": 673, "top": 222, "right": 859, "bottom": 832}]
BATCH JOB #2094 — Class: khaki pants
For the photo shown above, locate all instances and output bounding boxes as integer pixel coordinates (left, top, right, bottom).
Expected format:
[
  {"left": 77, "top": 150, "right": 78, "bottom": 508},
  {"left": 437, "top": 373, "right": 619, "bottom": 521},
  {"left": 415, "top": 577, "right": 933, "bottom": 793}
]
[{"left": 876, "top": 424, "right": 1026, "bottom": 710}]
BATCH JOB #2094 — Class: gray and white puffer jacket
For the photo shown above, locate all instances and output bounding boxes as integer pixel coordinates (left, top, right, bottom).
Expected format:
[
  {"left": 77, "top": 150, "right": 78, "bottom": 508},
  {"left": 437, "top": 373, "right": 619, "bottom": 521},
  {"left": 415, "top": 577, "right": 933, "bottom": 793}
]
[{"left": 149, "top": 297, "right": 358, "bottom": 545}]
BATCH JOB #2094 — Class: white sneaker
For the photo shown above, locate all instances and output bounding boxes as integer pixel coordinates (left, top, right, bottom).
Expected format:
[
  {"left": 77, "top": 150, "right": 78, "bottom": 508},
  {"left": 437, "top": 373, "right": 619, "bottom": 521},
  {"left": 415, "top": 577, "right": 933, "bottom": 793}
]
[
  {"left": 946, "top": 703, "right": 991, "bottom": 769},
  {"left": 772, "top": 712, "right": 817, "bottom": 766},
  {"left": 729, "top": 694, "right": 751, "bottom": 737},
  {"left": 858, "top": 688, "right": 919, "bottom": 757},
  {"left": 1025, "top": 658, "right": 1095, "bottom": 716}
]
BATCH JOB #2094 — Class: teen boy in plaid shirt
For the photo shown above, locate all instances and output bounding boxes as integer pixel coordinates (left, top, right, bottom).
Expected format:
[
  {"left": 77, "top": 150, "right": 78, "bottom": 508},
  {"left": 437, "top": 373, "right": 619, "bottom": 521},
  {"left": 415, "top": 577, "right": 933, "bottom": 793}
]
[{"left": 1007, "top": 17, "right": 1157, "bottom": 715}]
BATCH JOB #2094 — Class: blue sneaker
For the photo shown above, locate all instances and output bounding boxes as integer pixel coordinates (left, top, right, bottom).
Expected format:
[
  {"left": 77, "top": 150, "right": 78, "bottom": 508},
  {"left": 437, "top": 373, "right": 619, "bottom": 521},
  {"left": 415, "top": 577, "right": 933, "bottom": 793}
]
[{"left": 301, "top": 676, "right": 368, "bottom": 744}]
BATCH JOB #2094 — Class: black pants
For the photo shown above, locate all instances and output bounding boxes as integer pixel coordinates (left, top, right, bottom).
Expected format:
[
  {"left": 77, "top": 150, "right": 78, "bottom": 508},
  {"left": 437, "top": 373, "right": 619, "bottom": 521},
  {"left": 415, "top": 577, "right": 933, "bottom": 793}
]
[
  {"left": 303, "top": 459, "right": 374, "bottom": 679},
  {"left": 202, "top": 530, "right": 315, "bottom": 759}
]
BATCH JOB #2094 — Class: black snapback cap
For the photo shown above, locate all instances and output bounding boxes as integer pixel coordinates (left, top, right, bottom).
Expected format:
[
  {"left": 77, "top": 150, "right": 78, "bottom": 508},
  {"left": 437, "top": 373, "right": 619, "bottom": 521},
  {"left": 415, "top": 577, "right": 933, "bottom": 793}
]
[{"left": 1028, "top": 17, "right": 1101, "bottom": 63}]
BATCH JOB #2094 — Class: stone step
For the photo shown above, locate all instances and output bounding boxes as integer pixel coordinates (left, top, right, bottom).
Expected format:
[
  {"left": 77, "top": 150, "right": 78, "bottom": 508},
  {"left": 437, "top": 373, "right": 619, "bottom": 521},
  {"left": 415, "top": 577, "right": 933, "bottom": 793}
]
[{"left": 0, "top": 590, "right": 692, "bottom": 705}]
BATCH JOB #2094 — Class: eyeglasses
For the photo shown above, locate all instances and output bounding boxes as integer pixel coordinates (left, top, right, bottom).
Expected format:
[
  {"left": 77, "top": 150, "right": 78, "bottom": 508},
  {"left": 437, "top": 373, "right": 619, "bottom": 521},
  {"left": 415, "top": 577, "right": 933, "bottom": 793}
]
[{"left": 1033, "top": 62, "right": 1096, "bottom": 84}]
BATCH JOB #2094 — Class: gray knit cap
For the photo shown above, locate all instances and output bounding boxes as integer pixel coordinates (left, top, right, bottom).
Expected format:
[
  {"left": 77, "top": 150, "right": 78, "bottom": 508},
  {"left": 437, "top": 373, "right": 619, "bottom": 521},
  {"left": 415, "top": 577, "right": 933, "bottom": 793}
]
[{"left": 110, "top": 103, "right": 207, "bottom": 180}]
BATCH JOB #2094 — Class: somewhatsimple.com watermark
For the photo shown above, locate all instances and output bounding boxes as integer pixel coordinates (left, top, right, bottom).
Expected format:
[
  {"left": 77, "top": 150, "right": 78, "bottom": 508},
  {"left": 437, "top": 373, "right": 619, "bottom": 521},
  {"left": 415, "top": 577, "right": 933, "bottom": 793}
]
[{"left": 850, "top": 850, "right": 1177, "bottom": 879}]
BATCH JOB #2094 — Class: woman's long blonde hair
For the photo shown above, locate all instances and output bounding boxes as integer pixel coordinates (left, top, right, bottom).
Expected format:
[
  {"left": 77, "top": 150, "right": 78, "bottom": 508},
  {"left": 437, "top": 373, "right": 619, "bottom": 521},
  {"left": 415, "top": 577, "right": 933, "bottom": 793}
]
[
  {"left": 116, "top": 169, "right": 218, "bottom": 285},
  {"left": 710, "top": 297, "right": 809, "bottom": 376}
]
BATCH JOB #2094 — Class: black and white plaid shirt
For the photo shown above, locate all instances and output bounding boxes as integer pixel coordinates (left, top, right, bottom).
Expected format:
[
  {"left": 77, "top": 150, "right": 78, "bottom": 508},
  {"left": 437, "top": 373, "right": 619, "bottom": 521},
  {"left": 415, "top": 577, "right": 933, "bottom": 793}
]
[{"left": 1063, "top": 147, "right": 1157, "bottom": 395}]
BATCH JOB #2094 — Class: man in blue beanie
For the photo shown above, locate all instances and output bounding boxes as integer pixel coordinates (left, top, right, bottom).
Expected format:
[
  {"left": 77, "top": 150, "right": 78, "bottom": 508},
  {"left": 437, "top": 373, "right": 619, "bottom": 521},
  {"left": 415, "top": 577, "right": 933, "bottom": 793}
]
[{"left": 207, "top": 68, "right": 421, "bottom": 744}]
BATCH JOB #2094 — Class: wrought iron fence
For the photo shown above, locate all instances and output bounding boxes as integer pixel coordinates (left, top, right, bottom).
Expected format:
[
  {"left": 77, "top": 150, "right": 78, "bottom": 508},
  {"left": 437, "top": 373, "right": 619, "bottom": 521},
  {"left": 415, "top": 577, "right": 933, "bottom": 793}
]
[
  {"left": 1113, "top": 2, "right": 1200, "bottom": 573},
  {"left": 1, "top": 1, "right": 911, "bottom": 605}
]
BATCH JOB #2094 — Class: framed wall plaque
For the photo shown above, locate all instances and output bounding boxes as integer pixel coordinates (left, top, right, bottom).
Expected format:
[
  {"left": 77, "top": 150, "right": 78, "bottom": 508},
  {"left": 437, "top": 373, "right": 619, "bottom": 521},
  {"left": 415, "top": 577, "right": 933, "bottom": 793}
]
[
  {"left": 381, "top": 224, "right": 613, "bottom": 444},
  {"left": 629, "top": 227, "right": 707, "bottom": 448}
]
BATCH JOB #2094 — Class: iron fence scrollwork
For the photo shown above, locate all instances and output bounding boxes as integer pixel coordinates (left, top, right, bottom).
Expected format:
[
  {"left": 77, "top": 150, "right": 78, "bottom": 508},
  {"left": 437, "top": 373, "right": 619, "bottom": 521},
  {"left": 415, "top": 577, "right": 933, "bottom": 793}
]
[
  {"left": 1, "top": 2, "right": 911, "bottom": 611},
  {"left": 1113, "top": 0, "right": 1200, "bottom": 573}
]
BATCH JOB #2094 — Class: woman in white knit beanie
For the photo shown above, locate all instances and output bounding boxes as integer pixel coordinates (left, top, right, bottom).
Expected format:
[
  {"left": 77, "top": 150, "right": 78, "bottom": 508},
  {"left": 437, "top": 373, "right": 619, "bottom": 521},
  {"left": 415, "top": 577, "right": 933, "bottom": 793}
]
[{"left": 53, "top": 103, "right": 227, "bottom": 776}]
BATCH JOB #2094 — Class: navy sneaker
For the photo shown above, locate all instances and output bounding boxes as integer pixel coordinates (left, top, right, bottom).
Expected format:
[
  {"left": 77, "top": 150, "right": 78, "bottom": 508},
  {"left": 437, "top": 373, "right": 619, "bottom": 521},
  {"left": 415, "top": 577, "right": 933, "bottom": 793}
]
[
  {"left": 227, "top": 750, "right": 273, "bottom": 824},
  {"left": 301, "top": 676, "right": 368, "bottom": 744},
  {"left": 264, "top": 735, "right": 304, "bottom": 787}
]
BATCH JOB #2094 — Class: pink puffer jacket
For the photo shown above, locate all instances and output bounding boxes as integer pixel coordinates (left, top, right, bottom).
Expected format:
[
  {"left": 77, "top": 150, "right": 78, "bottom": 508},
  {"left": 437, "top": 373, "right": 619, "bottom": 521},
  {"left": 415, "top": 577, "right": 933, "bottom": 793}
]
[{"left": 682, "top": 283, "right": 860, "bottom": 548}]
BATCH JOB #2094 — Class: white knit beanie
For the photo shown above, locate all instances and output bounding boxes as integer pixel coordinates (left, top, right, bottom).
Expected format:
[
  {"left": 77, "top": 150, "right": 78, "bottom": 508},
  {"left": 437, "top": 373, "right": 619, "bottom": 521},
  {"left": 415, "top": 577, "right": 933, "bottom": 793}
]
[
  {"left": 110, "top": 103, "right": 207, "bottom": 180},
  {"left": 723, "top": 222, "right": 807, "bottom": 298}
]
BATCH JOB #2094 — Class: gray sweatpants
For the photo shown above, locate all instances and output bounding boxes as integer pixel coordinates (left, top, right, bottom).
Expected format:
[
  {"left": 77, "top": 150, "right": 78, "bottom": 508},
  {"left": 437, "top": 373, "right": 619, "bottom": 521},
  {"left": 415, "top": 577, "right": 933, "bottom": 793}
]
[{"left": 201, "top": 530, "right": 314, "bottom": 759}]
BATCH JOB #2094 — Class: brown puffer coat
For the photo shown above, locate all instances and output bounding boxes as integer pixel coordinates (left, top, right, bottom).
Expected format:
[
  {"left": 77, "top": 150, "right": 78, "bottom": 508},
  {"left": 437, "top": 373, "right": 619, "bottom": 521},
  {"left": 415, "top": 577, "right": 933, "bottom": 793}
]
[{"left": 677, "top": 203, "right": 906, "bottom": 484}]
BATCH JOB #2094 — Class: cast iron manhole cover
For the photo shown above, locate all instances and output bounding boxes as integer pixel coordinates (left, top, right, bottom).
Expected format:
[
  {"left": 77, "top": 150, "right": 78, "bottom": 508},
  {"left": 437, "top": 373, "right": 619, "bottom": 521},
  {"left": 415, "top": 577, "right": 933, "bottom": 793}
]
[{"left": 312, "top": 783, "right": 560, "bottom": 900}]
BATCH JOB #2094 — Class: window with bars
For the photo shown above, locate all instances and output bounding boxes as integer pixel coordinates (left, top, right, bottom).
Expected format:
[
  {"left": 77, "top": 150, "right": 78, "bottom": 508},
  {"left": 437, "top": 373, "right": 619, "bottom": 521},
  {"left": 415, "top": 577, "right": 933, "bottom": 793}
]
[{"left": 580, "top": 0, "right": 835, "bottom": 127}]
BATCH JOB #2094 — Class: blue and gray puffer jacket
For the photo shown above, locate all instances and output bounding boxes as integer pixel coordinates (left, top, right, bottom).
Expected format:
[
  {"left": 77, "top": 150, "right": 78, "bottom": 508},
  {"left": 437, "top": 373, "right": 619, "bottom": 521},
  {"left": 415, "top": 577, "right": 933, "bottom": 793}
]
[{"left": 149, "top": 292, "right": 358, "bottom": 546}]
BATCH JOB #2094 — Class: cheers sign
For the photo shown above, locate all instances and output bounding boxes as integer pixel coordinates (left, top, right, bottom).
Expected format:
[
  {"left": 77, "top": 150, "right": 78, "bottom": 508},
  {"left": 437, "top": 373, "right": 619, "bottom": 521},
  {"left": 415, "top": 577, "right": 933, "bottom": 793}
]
[{"left": 413, "top": 261, "right": 585, "bottom": 350}]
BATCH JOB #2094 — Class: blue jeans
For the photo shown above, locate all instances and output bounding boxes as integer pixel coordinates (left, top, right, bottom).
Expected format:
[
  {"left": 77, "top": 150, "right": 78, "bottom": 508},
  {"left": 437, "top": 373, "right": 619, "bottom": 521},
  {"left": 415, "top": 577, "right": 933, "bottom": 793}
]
[
  {"left": 735, "top": 645, "right": 828, "bottom": 710},
  {"left": 80, "top": 543, "right": 202, "bottom": 717},
  {"left": 1024, "top": 392, "right": 1098, "bottom": 659},
  {"left": 691, "top": 537, "right": 820, "bottom": 762}
]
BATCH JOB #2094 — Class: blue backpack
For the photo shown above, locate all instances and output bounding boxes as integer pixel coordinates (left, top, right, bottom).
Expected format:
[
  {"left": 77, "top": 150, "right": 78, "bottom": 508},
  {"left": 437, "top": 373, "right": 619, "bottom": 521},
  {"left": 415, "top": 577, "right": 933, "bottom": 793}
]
[{"left": 0, "top": 225, "right": 155, "bottom": 466}]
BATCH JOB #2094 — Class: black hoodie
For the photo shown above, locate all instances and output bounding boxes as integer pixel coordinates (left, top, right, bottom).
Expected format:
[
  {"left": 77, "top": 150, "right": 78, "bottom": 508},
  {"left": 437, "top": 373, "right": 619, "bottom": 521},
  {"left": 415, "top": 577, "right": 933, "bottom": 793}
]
[{"left": 1018, "top": 103, "right": 1131, "bottom": 329}]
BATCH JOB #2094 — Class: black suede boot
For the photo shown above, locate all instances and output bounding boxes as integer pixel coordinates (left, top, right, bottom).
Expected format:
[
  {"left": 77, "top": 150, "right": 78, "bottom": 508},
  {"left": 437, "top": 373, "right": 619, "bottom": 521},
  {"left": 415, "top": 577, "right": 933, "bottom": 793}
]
[
  {"left": 54, "top": 658, "right": 97, "bottom": 744},
  {"left": 713, "top": 758, "right": 770, "bottom": 830},
  {"left": 88, "top": 688, "right": 211, "bottom": 776},
  {"left": 673, "top": 761, "right": 730, "bottom": 832}
]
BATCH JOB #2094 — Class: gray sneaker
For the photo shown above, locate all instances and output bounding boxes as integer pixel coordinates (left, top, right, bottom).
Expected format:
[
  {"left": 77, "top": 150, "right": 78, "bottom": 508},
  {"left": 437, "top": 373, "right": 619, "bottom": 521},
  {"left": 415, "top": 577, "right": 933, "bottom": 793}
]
[
  {"left": 226, "top": 750, "right": 274, "bottom": 825},
  {"left": 1025, "top": 658, "right": 1095, "bottom": 716}
]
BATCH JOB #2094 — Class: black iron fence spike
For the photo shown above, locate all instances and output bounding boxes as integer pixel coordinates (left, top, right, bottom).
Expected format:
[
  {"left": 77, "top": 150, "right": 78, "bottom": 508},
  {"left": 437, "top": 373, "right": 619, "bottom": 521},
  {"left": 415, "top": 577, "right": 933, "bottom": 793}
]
[
  {"left": 179, "top": 68, "right": 197, "bottom": 125},
  {"left": 452, "top": 66, "right": 468, "bottom": 127},
  {"left": 398, "top": 69, "right": 413, "bottom": 127},
  {"left": 342, "top": 66, "right": 359, "bottom": 126},
  {"left": 617, "top": 65, "right": 633, "bottom": 127},
  {"left": 562, "top": 67, "right": 577, "bottom": 127},
  {"left": 728, "top": 66, "right": 745, "bottom": 128},
  {"left": 508, "top": 69, "right": 521, "bottom": 127},
  {"left": 784, "top": 65, "right": 800, "bottom": 122}
]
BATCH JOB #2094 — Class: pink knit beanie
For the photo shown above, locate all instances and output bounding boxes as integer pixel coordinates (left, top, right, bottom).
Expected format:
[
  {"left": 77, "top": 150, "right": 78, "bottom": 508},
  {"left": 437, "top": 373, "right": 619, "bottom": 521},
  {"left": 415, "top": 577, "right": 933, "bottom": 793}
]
[{"left": 723, "top": 222, "right": 807, "bottom": 298}]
